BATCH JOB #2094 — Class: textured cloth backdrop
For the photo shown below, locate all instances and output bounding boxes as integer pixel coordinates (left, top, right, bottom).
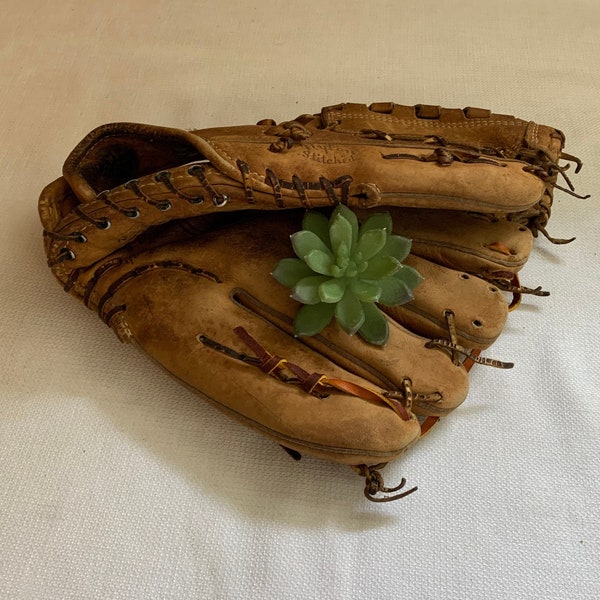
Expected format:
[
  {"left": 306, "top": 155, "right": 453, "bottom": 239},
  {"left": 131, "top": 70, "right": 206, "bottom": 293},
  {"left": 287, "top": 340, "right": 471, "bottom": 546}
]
[{"left": 1, "top": 1, "right": 598, "bottom": 599}]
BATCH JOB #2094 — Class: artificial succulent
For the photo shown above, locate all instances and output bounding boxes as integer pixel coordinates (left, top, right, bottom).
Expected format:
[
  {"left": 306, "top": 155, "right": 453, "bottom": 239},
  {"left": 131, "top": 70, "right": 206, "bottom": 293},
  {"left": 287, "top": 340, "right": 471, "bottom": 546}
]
[{"left": 272, "top": 205, "right": 423, "bottom": 345}]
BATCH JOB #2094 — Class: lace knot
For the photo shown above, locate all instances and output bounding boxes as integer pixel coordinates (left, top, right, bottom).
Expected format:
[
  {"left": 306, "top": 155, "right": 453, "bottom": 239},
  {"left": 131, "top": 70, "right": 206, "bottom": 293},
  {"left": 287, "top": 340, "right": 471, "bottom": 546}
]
[{"left": 352, "top": 463, "right": 418, "bottom": 502}]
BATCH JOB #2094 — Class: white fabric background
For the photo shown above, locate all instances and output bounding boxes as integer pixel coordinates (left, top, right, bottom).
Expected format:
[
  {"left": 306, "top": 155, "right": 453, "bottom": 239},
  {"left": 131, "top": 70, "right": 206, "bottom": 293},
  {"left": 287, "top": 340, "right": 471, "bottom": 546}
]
[{"left": 1, "top": 1, "right": 598, "bottom": 598}]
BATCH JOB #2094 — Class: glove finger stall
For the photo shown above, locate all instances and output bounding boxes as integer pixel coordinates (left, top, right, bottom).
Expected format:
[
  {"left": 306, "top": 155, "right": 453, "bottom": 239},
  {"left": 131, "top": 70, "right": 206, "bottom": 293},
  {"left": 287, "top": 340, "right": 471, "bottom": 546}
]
[
  {"left": 383, "top": 207, "right": 534, "bottom": 278},
  {"left": 70, "top": 234, "right": 433, "bottom": 465},
  {"left": 387, "top": 254, "right": 508, "bottom": 350}
]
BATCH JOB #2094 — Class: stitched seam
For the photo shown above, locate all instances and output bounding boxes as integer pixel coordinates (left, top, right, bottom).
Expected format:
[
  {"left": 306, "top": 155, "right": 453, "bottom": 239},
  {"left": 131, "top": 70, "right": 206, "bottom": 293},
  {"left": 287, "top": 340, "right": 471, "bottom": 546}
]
[
  {"left": 96, "top": 261, "right": 222, "bottom": 319},
  {"left": 331, "top": 112, "right": 521, "bottom": 129},
  {"left": 532, "top": 122, "right": 540, "bottom": 145}
]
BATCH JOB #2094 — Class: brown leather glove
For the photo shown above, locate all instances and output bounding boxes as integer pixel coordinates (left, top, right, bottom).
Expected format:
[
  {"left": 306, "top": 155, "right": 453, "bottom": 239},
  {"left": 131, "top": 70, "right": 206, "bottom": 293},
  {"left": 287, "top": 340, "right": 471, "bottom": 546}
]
[{"left": 38, "top": 102, "right": 585, "bottom": 502}]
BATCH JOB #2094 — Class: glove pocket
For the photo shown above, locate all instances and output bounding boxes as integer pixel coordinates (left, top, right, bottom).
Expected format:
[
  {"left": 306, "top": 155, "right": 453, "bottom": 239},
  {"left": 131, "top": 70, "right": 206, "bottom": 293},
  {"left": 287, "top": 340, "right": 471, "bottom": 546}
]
[{"left": 93, "top": 262, "right": 422, "bottom": 466}]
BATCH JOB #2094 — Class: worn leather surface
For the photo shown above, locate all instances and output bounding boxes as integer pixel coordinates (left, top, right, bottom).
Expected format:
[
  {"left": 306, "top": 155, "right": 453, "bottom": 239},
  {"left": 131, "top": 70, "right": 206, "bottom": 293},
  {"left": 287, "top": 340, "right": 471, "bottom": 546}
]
[
  {"left": 36, "top": 103, "right": 551, "bottom": 467},
  {"left": 4, "top": 3, "right": 598, "bottom": 598},
  {"left": 39, "top": 102, "right": 564, "bottom": 272},
  {"left": 47, "top": 206, "right": 513, "bottom": 463}
]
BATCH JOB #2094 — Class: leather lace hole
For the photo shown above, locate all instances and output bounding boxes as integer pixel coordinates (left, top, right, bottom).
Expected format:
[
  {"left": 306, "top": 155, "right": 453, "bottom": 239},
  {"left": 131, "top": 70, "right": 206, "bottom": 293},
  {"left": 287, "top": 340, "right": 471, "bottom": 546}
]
[
  {"left": 59, "top": 248, "right": 76, "bottom": 261},
  {"left": 155, "top": 171, "right": 171, "bottom": 183},
  {"left": 213, "top": 195, "right": 229, "bottom": 207},
  {"left": 126, "top": 207, "right": 140, "bottom": 219},
  {"left": 472, "top": 319, "right": 483, "bottom": 328},
  {"left": 96, "top": 218, "right": 111, "bottom": 230}
]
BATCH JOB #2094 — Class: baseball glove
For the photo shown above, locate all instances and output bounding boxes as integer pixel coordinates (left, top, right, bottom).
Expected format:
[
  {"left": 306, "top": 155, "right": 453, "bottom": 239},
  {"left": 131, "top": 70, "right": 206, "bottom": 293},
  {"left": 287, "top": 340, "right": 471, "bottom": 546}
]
[{"left": 39, "top": 102, "right": 586, "bottom": 502}]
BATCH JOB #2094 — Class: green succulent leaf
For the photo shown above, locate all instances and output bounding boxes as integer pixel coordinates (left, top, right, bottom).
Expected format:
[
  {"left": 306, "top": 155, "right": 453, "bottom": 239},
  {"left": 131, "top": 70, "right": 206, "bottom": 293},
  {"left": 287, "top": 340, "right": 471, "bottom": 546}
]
[
  {"left": 334, "top": 239, "right": 350, "bottom": 265},
  {"left": 378, "top": 277, "right": 414, "bottom": 306},
  {"left": 272, "top": 258, "right": 314, "bottom": 287},
  {"left": 291, "top": 230, "right": 332, "bottom": 261},
  {"left": 361, "top": 212, "right": 393, "bottom": 236},
  {"left": 274, "top": 207, "right": 424, "bottom": 346},
  {"left": 350, "top": 279, "right": 381, "bottom": 303},
  {"left": 358, "top": 302, "right": 390, "bottom": 345},
  {"left": 356, "top": 228, "right": 387, "bottom": 261},
  {"left": 294, "top": 302, "right": 336, "bottom": 337},
  {"left": 331, "top": 205, "right": 359, "bottom": 248},
  {"left": 302, "top": 211, "right": 331, "bottom": 249},
  {"left": 335, "top": 289, "right": 365, "bottom": 335},
  {"left": 361, "top": 255, "right": 400, "bottom": 280},
  {"left": 291, "top": 275, "right": 329, "bottom": 305},
  {"left": 395, "top": 264, "right": 425, "bottom": 289},
  {"left": 329, "top": 211, "right": 354, "bottom": 257},
  {"left": 319, "top": 278, "right": 347, "bottom": 303},
  {"left": 304, "top": 249, "right": 334, "bottom": 275},
  {"left": 380, "top": 234, "right": 412, "bottom": 262}
]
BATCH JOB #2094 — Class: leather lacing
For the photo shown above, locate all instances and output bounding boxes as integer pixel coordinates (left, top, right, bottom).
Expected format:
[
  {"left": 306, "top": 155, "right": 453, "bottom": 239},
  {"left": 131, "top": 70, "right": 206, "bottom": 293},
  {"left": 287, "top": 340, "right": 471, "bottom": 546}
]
[
  {"left": 197, "top": 319, "right": 509, "bottom": 502},
  {"left": 154, "top": 170, "right": 204, "bottom": 204},
  {"left": 198, "top": 326, "right": 428, "bottom": 503},
  {"left": 78, "top": 258, "right": 221, "bottom": 323},
  {"left": 367, "top": 128, "right": 586, "bottom": 188},
  {"left": 487, "top": 273, "right": 549, "bottom": 311},
  {"left": 114, "top": 163, "right": 230, "bottom": 212},
  {"left": 240, "top": 160, "right": 353, "bottom": 208},
  {"left": 198, "top": 319, "right": 511, "bottom": 412},
  {"left": 97, "top": 190, "right": 141, "bottom": 219},
  {"left": 351, "top": 463, "right": 418, "bottom": 503},
  {"left": 47, "top": 121, "right": 589, "bottom": 267},
  {"left": 198, "top": 326, "right": 422, "bottom": 421},
  {"left": 43, "top": 230, "right": 87, "bottom": 243},
  {"left": 263, "top": 119, "right": 313, "bottom": 153},
  {"left": 124, "top": 180, "right": 172, "bottom": 211},
  {"left": 521, "top": 150, "right": 589, "bottom": 200},
  {"left": 198, "top": 322, "right": 511, "bottom": 503},
  {"left": 46, "top": 162, "right": 230, "bottom": 266},
  {"left": 425, "top": 310, "right": 514, "bottom": 369},
  {"left": 361, "top": 130, "right": 501, "bottom": 157},
  {"left": 73, "top": 204, "right": 111, "bottom": 230},
  {"left": 520, "top": 150, "right": 590, "bottom": 243},
  {"left": 47, "top": 159, "right": 354, "bottom": 266},
  {"left": 382, "top": 146, "right": 506, "bottom": 168},
  {"left": 371, "top": 132, "right": 589, "bottom": 244}
]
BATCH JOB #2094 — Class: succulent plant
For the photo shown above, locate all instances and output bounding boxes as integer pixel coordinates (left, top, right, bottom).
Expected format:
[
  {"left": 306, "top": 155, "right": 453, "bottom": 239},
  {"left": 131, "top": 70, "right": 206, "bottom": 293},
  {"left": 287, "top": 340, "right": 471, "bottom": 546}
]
[{"left": 272, "top": 205, "right": 423, "bottom": 345}]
